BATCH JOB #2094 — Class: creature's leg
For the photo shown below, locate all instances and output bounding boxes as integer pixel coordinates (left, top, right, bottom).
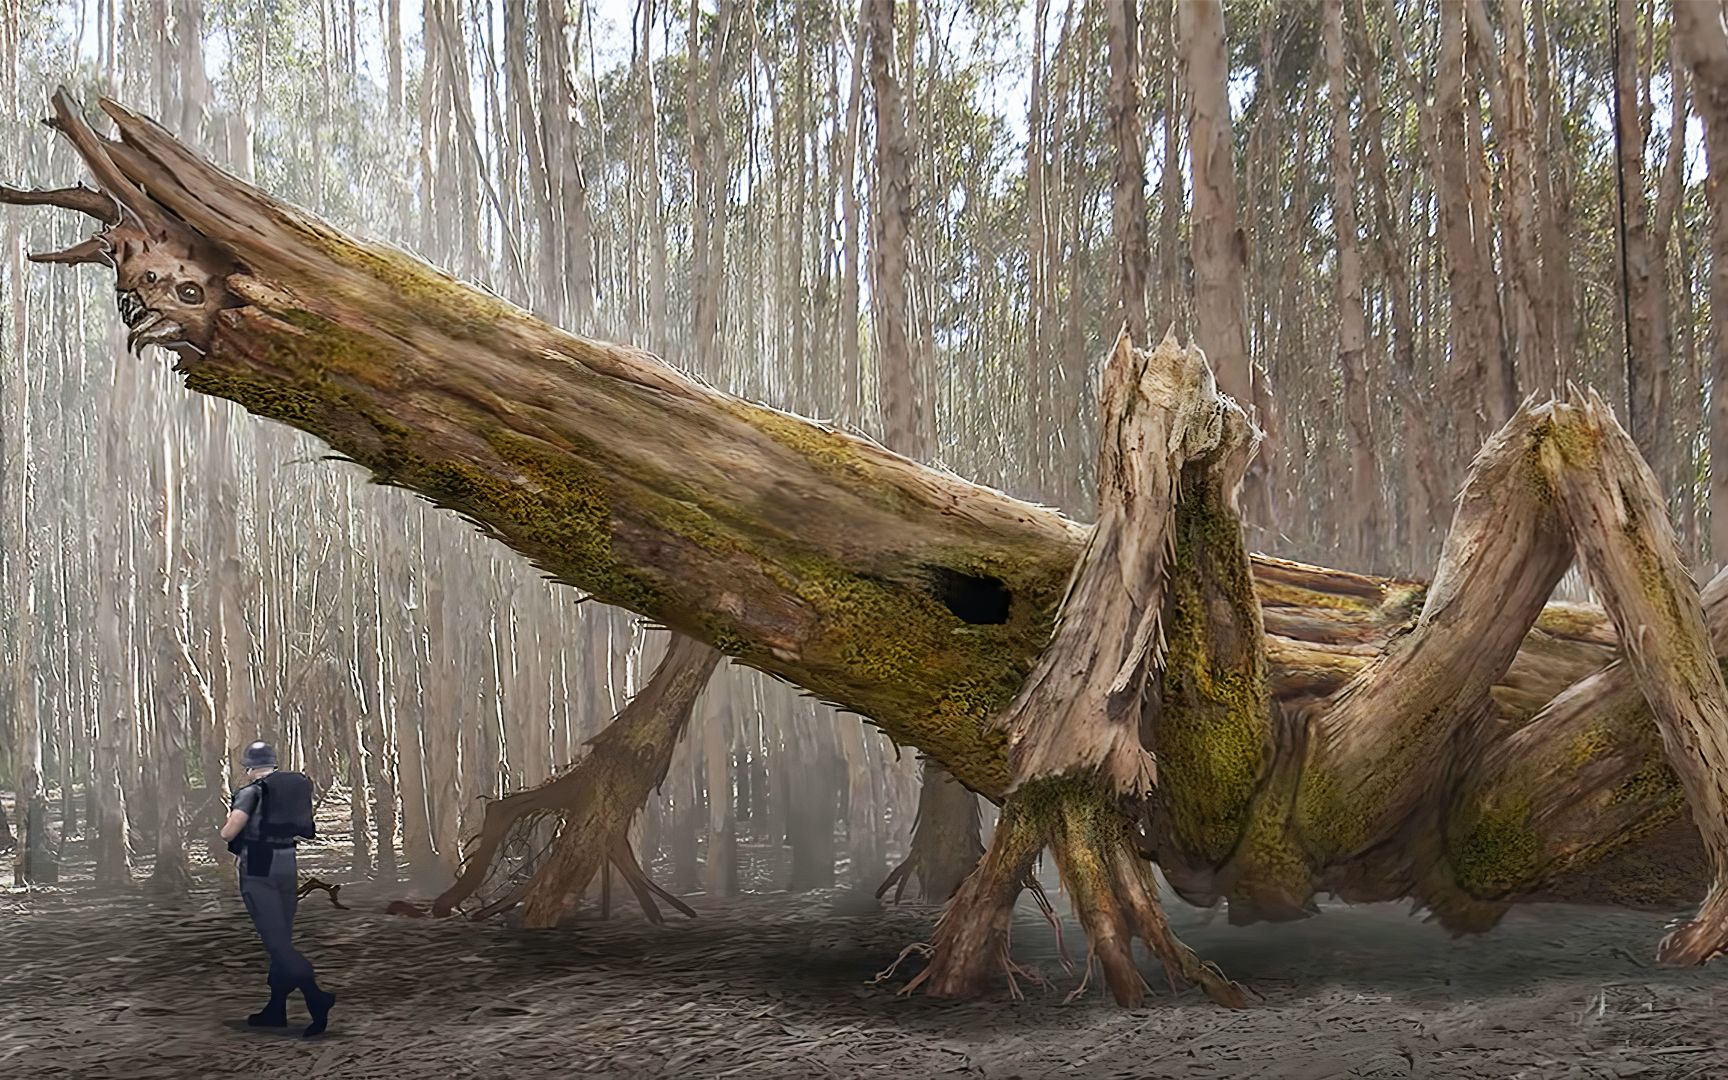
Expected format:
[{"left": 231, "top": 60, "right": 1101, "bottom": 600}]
[
  {"left": 1438, "top": 589, "right": 1718, "bottom": 928},
  {"left": 431, "top": 634, "right": 719, "bottom": 925},
  {"left": 1442, "top": 395, "right": 1728, "bottom": 963},
  {"left": 1296, "top": 399, "right": 1576, "bottom": 898},
  {"left": 890, "top": 333, "right": 1262, "bottom": 1007}
]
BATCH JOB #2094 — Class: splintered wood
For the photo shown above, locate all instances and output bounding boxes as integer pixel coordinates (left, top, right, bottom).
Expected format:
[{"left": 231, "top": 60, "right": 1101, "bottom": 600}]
[
  {"left": 894, "top": 332, "right": 1256, "bottom": 1008},
  {"left": 1000, "top": 330, "right": 1257, "bottom": 798}
]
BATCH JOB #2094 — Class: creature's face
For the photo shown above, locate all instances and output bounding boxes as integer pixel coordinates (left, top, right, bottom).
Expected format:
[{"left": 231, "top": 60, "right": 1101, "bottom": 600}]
[{"left": 107, "top": 220, "right": 233, "bottom": 354}]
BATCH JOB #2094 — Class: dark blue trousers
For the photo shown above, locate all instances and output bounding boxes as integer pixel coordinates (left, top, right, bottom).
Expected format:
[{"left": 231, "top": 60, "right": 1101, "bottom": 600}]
[{"left": 238, "top": 845, "right": 315, "bottom": 991}]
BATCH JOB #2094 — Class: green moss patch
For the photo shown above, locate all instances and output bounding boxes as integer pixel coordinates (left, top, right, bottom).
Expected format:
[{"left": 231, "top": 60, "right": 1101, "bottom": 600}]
[
  {"left": 1156, "top": 472, "right": 1272, "bottom": 865},
  {"left": 1448, "top": 794, "right": 1541, "bottom": 895}
]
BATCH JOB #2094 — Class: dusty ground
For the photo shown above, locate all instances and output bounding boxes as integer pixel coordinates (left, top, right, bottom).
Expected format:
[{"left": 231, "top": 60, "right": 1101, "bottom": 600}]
[{"left": 3, "top": 856, "right": 1726, "bottom": 1080}]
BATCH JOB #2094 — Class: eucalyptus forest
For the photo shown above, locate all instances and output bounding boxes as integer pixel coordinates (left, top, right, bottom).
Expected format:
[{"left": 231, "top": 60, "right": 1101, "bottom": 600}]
[{"left": 4, "top": 0, "right": 1728, "bottom": 1076}]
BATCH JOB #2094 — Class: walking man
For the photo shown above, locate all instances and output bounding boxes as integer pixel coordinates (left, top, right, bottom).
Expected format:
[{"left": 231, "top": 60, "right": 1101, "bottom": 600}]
[{"left": 219, "top": 740, "right": 337, "bottom": 1037}]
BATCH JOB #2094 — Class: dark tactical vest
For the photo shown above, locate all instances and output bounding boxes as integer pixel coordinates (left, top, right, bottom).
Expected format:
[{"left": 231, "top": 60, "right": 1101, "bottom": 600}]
[{"left": 232, "top": 771, "right": 317, "bottom": 874}]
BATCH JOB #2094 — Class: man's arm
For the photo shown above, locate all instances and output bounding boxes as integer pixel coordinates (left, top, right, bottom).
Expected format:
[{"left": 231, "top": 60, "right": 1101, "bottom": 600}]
[
  {"left": 222, "top": 783, "right": 261, "bottom": 843},
  {"left": 219, "top": 808, "right": 249, "bottom": 842}
]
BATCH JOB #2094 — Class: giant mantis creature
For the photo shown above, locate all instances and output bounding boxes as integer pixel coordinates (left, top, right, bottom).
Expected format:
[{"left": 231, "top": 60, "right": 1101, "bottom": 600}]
[{"left": 7, "top": 89, "right": 1728, "bottom": 1009}]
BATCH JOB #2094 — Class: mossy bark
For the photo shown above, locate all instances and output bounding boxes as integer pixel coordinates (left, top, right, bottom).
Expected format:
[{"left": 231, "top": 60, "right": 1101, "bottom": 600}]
[
  {"left": 1297, "top": 403, "right": 1575, "bottom": 894},
  {"left": 900, "top": 335, "right": 1288, "bottom": 1004}
]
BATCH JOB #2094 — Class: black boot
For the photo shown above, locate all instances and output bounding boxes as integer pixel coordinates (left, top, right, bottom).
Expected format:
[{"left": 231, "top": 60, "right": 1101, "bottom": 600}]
[
  {"left": 247, "top": 983, "right": 290, "bottom": 1028},
  {"left": 300, "top": 980, "right": 336, "bottom": 1038}
]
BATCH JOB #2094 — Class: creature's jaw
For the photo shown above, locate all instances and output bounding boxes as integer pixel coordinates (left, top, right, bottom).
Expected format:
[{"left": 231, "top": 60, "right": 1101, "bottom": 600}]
[{"left": 116, "top": 288, "right": 195, "bottom": 355}]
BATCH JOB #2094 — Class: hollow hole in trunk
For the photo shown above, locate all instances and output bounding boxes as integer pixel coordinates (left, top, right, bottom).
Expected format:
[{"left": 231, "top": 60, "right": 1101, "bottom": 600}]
[{"left": 924, "top": 567, "right": 1012, "bottom": 625}]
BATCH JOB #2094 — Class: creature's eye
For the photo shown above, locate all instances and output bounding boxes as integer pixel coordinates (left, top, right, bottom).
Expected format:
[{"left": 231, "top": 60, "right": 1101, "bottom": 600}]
[
  {"left": 143, "top": 270, "right": 158, "bottom": 284},
  {"left": 176, "top": 282, "right": 205, "bottom": 304}
]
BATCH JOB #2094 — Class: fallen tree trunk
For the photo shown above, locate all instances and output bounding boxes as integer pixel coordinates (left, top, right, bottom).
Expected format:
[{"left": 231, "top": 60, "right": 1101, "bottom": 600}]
[{"left": 6, "top": 91, "right": 1725, "bottom": 1002}]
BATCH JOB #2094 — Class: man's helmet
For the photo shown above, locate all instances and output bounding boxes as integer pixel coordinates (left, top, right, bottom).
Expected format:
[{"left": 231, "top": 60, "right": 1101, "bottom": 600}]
[{"left": 241, "top": 741, "right": 278, "bottom": 769}]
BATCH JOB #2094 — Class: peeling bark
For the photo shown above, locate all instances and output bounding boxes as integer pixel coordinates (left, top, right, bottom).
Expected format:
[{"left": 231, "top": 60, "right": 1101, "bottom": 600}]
[
  {"left": 902, "top": 332, "right": 1264, "bottom": 1006},
  {"left": 1002, "top": 332, "right": 1252, "bottom": 801}
]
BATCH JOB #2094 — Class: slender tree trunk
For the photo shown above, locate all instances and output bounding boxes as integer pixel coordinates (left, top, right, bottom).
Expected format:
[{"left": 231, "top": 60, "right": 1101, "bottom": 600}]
[
  {"left": 1323, "top": 0, "right": 1377, "bottom": 570},
  {"left": 786, "top": 707, "right": 838, "bottom": 892},
  {"left": 386, "top": 0, "right": 401, "bottom": 115},
  {"left": 701, "top": 670, "right": 735, "bottom": 897},
  {"left": 1614, "top": 0, "right": 1671, "bottom": 484},
  {"left": 393, "top": 590, "right": 436, "bottom": 879},
  {"left": 365, "top": 539, "right": 399, "bottom": 880},
  {"left": 1177, "top": 0, "right": 1269, "bottom": 534},
  {"left": 867, "top": 0, "right": 924, "bottom": 455},
  {"left": 1430, "top": 0, "right": 1509, "bottom": 453},
  {"left": 1176, "top": 0, "right": 1249, "bottom": 406},
  {"left": 836, "top": 720, "right": 883, "bottom": 887},
  {"left": 1467, "top": 0, "right": 1545, "bottom": 395},
  {"left": 1682, "top": 2, "right": 1728, "bottom": 567},
  {"left": 636, "top": 0, "right": 667, "bottom": 355},
  {"left": 1155, "top": 0, "right": 1184, "bottom": 331},
  {"left": 3, "top": 161, "right": 51, "bottom": 886},
  {"left": 146, "top": 430, "right": 191, "bottom": 896},
  {"left": 1105, "top": 0, "right": 1148, "bottom": 342},
  {"left": 92, "top": 588, "right": 132, "bottom": 888},
  {"left": 1654, "top": 46, "right": 1692, "bottom": 533},
  {"left": 423, "top": 578, "right": 463, "bottom": 878},
  {"left": 1023, "top": 0, "right": 1052, "bottom": 497},
  {"left": 1529, "top": 0, "right": 1575, "bottom": 390},
  {"left": 838, "top": 0, "right": 867, "bottom": 429}
]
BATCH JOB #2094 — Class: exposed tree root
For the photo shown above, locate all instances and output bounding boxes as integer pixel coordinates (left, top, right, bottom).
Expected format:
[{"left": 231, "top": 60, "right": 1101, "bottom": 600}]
[
  {"left": 886, "top": 795, "right": 1044, "bottom": 997},
  {"left": 1047, "top": 779, "right": 1243, "bottom": 1007},
  {"left": 876, "top": 764, "right": 983, "bottom": 903},
  {"left": 427, "top": 635, "right": 720, "bottom": 925},
  {"left": 888, "top": 778, "right": 1247, "bottom": 1006}
]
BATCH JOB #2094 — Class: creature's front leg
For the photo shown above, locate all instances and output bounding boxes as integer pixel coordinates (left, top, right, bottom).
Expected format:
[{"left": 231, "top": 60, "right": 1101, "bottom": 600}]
[{"left": 1442, "top": 393, "right": 1728, "bottom": 963}]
